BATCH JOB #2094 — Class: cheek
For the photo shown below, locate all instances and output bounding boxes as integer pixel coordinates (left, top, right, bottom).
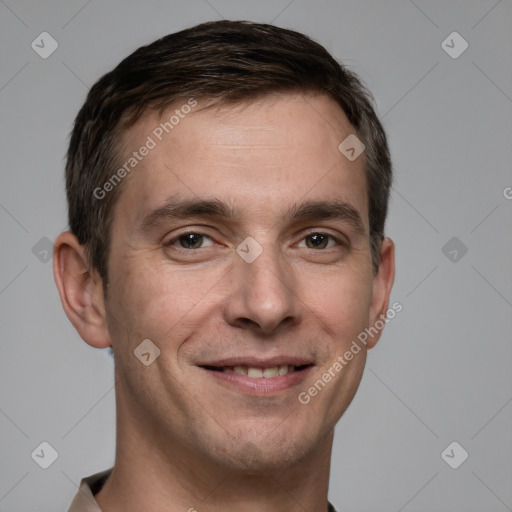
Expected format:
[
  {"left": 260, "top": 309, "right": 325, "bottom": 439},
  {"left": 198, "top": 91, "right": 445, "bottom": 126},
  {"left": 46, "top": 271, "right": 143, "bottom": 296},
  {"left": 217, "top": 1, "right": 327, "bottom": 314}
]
[
  {"left": 303, "top": 267, "right": 374, "bottom": 338},
  {"left": 106, "top": 258, "right": 221, "bottom": 347}
]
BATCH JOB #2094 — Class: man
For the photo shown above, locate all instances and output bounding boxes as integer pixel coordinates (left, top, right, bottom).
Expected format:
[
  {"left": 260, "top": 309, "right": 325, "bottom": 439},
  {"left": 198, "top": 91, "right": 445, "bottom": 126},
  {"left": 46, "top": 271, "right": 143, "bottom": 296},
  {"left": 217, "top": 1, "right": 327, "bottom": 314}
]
[{"left": 54, "top": 20, "right": 395, "bottom": 512}]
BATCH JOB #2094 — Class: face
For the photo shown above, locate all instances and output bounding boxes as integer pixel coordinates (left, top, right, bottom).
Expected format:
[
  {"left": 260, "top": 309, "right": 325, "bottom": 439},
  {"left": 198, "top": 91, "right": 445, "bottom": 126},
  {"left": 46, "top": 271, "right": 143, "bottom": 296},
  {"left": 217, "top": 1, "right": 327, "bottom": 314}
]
[{"left": 104, "top": 93, "right": 389, "bottom": 472}]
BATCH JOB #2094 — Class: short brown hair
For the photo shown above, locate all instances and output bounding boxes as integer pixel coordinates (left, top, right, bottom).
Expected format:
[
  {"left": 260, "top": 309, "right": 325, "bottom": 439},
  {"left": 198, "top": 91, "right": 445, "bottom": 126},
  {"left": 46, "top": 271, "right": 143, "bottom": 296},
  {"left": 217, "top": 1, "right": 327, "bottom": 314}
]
[{"left": 66, "top": 20, "right": 392, "bottom": 283}]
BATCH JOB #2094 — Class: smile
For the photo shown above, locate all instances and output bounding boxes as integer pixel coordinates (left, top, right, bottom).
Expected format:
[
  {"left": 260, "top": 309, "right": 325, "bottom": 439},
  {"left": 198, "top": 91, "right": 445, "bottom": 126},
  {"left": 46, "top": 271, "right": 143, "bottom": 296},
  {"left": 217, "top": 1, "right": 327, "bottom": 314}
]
[
  {"left": 202, "top": 364, "right": 311, "bottom": 378},
  {"left": 198, "top": 360, "right": 314, "bottom": 395}
]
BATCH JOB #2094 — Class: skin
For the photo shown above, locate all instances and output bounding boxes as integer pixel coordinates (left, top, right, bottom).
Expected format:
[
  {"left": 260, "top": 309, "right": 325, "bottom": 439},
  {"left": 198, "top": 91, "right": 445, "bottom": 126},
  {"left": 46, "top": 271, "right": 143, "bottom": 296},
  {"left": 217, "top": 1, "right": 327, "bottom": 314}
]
[{"left": 54, "top": 93, "right": 394, "bottom": 512}]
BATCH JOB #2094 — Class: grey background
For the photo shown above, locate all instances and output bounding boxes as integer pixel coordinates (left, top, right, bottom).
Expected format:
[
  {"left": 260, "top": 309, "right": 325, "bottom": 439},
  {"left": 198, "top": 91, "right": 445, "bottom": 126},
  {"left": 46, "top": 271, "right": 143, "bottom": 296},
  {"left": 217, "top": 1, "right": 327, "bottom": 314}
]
[{"left": 1, "top": 1, "right": 511, "bottom": 511}]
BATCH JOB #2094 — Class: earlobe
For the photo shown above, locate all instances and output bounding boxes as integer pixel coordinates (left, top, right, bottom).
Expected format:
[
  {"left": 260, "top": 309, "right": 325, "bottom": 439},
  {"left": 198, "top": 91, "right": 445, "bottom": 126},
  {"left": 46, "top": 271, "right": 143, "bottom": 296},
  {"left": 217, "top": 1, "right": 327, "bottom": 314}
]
[
  {"left": 53, "top": 231, "right": 111, "bottom": 349},
  {"left": 367, "top": 237, "right": 395, "bottom": 349}
]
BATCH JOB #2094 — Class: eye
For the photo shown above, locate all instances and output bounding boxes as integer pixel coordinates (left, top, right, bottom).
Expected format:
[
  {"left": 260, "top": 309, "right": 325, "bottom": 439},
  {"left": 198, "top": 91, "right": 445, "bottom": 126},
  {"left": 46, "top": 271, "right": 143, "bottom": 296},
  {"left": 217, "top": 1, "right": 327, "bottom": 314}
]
[
  {"left": 165, "top": 232, "right": 214, "bottom": 250},
  {"left": 298, "top": 233, "right": 339, "bottom": 250}
]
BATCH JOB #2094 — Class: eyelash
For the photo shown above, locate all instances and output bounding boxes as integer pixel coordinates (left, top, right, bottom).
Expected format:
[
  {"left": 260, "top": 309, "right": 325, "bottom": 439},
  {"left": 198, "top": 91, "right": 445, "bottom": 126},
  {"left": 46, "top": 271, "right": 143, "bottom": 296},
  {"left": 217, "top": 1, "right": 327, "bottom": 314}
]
[{"left": 163, "top": 231, "right": 345, "bottom": 251}]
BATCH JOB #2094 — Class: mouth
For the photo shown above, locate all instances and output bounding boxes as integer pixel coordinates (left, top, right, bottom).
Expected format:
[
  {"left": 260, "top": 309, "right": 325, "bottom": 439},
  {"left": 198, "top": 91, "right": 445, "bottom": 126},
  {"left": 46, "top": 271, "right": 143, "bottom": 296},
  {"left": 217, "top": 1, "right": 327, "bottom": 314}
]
[
  {"left": 197, "top": 358, "right": 314, "bottom": 395},
  {"left": 201, "top": 364, "right": 312, "bottom": 378}
]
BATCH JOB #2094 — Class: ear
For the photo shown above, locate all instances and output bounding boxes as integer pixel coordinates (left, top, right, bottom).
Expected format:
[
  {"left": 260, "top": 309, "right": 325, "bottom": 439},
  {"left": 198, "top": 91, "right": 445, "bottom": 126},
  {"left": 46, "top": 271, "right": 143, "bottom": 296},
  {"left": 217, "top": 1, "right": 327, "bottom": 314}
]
[
  {"left": 53, "top": 231, "right": 111, "bottom": 349},
  {"left": 367, "top": 237, "right": 395, "bottom": 349}
]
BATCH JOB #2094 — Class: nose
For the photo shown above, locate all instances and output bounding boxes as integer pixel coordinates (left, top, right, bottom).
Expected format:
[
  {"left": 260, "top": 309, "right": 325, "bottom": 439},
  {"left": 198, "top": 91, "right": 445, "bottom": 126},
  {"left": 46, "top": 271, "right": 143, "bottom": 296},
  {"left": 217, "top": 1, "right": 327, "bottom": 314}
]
[{"left": 223, "top": 243, "right": 301, "bottom": 335}]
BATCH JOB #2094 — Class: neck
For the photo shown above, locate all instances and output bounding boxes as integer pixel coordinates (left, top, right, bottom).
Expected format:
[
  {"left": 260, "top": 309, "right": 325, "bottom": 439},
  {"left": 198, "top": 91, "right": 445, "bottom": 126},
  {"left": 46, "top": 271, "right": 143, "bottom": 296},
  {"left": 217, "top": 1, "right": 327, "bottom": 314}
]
[{"left": 95, "top": 380, "right": 333, "bottom": 512}]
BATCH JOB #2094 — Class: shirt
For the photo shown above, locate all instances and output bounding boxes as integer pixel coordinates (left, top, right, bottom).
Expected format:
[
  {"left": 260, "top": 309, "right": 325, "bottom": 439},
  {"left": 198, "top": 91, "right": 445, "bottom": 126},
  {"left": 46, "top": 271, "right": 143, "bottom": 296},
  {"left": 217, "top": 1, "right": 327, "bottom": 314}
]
[{"left": 68, "top": 468, "right": 338, "bottom": 512}]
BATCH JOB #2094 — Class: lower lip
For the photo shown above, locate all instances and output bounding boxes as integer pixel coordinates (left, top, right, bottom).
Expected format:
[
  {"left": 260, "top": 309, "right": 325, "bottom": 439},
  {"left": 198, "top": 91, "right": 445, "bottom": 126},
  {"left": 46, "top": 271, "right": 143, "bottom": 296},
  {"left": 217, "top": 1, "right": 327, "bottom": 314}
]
[{"left": 200, "top": 367, "right": 313, "bottom": 395}]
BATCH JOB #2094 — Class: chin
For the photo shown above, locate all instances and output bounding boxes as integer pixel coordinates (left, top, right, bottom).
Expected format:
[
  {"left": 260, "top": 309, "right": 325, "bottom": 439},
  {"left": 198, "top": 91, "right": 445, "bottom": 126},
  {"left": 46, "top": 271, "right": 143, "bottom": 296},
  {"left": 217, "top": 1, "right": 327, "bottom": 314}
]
[
  {"left": 217, "top": 443, "right": 307, "bottom": 474},
  {"left": 207, "top": 423, "right": 319, "bottom": 473}
]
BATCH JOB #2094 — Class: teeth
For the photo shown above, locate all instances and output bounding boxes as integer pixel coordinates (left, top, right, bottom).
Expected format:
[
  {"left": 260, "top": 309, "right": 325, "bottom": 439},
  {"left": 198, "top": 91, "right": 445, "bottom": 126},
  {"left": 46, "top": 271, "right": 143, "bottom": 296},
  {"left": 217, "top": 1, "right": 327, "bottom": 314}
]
[
  {"left": 224, "top": 365, "right": 293, "bottom": 378},
  {"left": 247, "top": 367, "right": 263, "bottom": 378},
  {"left": 262, "top": 367, "right": 279, "bottom": 378},
  {"left": 279, "top": 365, "right": 291, "bottom": 375}
]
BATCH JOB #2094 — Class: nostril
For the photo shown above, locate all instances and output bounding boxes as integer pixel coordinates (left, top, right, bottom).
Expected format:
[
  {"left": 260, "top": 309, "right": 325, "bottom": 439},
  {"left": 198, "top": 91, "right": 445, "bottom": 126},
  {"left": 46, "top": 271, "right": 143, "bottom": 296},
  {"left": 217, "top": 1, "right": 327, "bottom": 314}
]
[{"left": 237, "top": 318, "right": 260, "bottom": 328}]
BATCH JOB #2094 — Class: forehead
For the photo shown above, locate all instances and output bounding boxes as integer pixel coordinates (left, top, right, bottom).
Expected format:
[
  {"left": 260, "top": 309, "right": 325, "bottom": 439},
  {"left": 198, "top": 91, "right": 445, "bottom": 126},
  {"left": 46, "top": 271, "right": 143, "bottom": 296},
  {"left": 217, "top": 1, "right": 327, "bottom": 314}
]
[{"left": 113, "top": 93, "right": 368, "bottom": 230}]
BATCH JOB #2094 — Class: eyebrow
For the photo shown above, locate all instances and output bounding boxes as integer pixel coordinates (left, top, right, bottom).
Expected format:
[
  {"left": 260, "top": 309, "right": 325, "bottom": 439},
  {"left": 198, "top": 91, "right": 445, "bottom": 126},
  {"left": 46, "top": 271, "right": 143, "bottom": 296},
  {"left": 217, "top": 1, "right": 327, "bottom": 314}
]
[{"left": 139, "top": 197, "right": 366, "bottom": 235}]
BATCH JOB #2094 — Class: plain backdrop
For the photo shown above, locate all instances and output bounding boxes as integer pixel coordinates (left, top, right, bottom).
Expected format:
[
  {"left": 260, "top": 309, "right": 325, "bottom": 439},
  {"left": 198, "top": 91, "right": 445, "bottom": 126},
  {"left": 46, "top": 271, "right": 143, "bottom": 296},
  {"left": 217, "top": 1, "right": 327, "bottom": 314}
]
[{"left": 1, "top": 1, "right": 511, "bottom": 511}]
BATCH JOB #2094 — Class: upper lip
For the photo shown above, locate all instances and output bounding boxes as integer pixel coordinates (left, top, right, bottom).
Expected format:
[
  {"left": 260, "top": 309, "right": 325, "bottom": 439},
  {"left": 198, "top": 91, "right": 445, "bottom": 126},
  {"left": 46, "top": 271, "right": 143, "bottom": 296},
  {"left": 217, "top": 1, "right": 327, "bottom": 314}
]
[{"left": 198, "top": 356, "right": 314, "bottom": 368}]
